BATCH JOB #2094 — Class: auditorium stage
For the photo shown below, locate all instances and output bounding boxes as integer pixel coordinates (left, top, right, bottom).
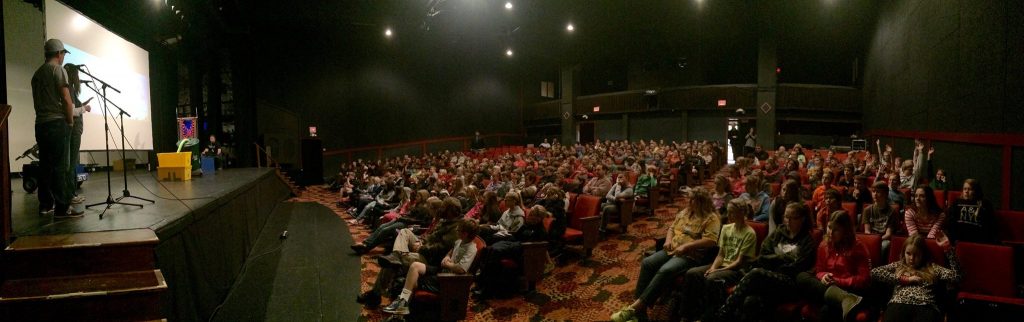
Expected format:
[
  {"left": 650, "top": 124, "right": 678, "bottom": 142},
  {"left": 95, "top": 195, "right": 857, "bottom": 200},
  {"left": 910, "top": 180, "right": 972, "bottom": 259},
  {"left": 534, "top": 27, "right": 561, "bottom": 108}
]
[
  {"left": 11, "top": 168, "right": 283, "bottom": 237},
  {"left": 8, "top": 168, "right": 360, "bottom": 322}
]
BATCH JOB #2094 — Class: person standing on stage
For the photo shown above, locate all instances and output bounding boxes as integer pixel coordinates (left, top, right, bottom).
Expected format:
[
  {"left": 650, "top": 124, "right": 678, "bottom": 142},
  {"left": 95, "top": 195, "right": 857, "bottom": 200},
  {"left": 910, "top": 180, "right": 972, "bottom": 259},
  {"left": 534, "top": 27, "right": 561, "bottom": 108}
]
[
  {"left": 63, "top": 63, "right": 91, "bottom": 204},
  {"left": 31, "top": 39, "right": 80, "bottom": 217}
]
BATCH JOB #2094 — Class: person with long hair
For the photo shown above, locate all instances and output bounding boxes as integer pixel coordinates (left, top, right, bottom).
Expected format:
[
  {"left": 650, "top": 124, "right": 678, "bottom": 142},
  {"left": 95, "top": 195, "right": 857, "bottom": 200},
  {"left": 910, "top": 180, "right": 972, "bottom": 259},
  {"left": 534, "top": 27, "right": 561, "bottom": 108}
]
[
  {"left": 714, "top": 202, "right": 817, "bottom": 322},
  {"left": 797, "top": 210, "right": 871, "bottom": 321},
  {"left": 904, "top": 185, "right": 948, "bottom": 246},
  {"left": 712, "top": 175, "right": 735, "bottom": 216},
  {"left": 62, "top": 63, "right": 91, "bottom": 205},
  {"left": 944, "top": 179, "right": 997, "bottom": 244},
  {"left": 479, "top": 191, "right": 525, "bottom": 244},
  {"left": 871, "top": 234, "right": 960, "bottom": 322},
  {"left": 612, "top": 187, "right": 721, "bottom": 322},
  {"left": 474, "top": 190, "right": 502, "bottom": 225},
  {"left": 767, "top": 179, "right": 803, "bottom": 234}
]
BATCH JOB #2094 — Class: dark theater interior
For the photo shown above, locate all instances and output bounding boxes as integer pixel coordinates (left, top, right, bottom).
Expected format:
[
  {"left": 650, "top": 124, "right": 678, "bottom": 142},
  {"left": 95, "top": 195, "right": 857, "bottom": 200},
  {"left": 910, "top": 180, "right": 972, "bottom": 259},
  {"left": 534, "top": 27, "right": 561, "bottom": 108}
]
[{"left": 1, "top": 1, "right": 1022, "bottom": 321}]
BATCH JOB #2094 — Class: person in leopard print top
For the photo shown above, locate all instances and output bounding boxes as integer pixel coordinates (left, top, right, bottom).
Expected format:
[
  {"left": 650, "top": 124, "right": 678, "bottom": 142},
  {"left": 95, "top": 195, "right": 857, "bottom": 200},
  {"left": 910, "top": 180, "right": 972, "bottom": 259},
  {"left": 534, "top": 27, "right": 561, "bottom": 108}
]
[{"left": 871, "top": 234, "right": 960, "bottom": 322}]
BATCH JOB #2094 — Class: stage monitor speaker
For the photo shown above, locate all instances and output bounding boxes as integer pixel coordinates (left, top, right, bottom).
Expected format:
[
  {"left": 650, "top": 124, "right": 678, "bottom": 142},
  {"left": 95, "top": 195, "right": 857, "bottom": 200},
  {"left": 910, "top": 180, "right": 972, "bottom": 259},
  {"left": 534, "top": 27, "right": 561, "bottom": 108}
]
[{"left": 300, "top": 138, "right": 323, "bottom": 185}]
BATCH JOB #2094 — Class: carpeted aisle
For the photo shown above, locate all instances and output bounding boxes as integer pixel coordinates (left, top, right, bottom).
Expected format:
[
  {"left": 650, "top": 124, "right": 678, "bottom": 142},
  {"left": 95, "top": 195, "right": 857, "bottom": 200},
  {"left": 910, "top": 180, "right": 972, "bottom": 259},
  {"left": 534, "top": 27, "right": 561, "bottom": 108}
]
[
  {"left": 291, "top": 185, "right": 701, "bottom": 322},
  {"left": 209, "top": 201, "right": 363, "bottom": 322}
]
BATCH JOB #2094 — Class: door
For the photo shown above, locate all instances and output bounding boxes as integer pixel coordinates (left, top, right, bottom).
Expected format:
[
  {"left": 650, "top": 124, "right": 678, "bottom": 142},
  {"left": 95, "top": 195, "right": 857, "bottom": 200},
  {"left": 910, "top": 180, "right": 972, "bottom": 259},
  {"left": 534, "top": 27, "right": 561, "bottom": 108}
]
[{"left": 578, "top": 122, "right": 595, "bottom": 144}]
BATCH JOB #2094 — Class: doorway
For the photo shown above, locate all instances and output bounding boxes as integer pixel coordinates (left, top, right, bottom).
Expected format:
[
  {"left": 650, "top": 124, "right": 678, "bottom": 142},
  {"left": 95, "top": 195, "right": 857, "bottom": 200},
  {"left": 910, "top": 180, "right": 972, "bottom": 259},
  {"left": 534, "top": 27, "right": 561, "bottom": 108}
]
[
  {"left": 726, "top": 119, "right": 739, "bottom": 164},
  {"left": 578, "top": 122, "right": 595, "bottom": 144}
]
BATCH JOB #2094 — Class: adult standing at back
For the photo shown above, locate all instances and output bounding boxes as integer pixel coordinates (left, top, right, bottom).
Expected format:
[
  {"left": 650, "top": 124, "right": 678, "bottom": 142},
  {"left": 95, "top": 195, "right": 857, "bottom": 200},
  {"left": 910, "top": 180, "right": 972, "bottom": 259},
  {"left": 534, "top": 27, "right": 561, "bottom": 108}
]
[
  {"left": 32, "top": 39, "right": 79, "bottom": 218},
  {"left": 744, "top": 127, "right": 757, "bottom": 158},
  {"left": 728, "top": 125, "right": 741, "bottom": 162}
]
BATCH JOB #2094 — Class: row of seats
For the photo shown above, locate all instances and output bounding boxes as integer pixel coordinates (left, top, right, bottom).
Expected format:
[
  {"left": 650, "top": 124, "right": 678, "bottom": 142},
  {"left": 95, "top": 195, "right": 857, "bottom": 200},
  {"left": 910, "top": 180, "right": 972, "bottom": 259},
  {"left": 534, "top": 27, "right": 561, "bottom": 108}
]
[{"left": 673, "top": 220, "right": 1023, "bottom": 321}]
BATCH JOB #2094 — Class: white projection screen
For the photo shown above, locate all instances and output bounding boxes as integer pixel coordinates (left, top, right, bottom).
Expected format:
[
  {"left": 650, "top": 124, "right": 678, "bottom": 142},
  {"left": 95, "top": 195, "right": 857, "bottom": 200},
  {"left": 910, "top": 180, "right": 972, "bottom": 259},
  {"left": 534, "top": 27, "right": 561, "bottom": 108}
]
[{"left": 3, "top": 0, "right": 153, "bottom": 170}]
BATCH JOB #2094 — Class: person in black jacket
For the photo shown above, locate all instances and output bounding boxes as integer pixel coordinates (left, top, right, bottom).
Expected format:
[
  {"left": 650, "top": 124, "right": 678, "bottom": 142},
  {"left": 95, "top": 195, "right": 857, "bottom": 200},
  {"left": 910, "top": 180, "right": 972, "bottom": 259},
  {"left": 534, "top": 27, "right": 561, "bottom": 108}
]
[
  {"left": 473, "top": 205, "right": 550, "bottom": 299},
  {"left": 712, "top": 202, "right": 818, "bottom": 322},
  {"left": 944, "top": 179, "right": 997, "bottom": 244}
]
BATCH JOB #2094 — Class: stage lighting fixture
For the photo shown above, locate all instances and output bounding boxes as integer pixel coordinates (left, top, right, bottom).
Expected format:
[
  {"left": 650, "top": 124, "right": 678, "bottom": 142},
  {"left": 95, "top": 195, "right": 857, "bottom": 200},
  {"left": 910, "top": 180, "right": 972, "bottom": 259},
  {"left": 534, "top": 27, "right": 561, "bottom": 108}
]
[
  {"left": 505, "top": 2, "right": 513, "bottom": 10},
  {"left": 567, "top": 23, "right": 574, "bottom": 32}
]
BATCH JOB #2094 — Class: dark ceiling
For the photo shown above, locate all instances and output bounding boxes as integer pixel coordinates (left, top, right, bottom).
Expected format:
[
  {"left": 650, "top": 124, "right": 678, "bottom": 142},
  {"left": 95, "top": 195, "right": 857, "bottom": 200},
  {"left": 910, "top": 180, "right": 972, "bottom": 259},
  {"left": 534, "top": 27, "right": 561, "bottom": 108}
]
[{"left": 58, "top": 0, "right": 880, "bottom": 86}]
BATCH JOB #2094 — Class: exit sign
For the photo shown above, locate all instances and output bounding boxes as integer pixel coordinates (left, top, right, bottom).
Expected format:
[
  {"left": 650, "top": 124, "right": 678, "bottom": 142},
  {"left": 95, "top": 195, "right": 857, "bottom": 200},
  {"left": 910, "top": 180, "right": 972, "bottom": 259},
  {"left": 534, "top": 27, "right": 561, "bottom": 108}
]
[
  {"left": 593, "top": 106, "right": 600, "bottom": 112},
  {"left": 717, "top": 100, "right": 727, "bottom": 107}
]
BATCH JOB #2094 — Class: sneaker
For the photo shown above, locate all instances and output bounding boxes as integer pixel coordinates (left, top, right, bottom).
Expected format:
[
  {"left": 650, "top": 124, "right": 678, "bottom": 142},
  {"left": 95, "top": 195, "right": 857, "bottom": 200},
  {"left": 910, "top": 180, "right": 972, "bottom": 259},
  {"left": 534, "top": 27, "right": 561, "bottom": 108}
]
[
  {"left": 55, "top": 209, "right": 85, "bottom": 218},
  {"left": 72, "top": 195, "right": 86, "bottom": 203},
  {"left": 39, "top": 208, "right": 55, "bottom": 216},
  {"left": 610, "top": 307, "right": 636, "bottom": 322},
  {"left": 383, "top": 298, "right": 409, "bottom": 315}
]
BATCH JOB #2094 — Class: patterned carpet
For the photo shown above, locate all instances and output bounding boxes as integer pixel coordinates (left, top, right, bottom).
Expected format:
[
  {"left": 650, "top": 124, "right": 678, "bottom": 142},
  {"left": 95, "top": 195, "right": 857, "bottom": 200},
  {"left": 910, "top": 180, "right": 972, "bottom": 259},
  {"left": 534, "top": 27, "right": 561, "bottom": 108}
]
[{"left": 286, "top": 178, "right": 702, "bottom": 322}]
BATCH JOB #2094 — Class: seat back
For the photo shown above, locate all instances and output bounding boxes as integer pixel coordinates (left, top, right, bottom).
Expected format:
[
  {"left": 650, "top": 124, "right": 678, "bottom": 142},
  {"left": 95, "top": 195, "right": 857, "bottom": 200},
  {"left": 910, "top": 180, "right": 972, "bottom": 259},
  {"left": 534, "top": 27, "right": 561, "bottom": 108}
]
[
  {"left": 571, "top": 195, "right": 602, "bottom": 229},
  {"left": 841, "top": 202, "right": 858, "bottom": 219},
  {"left": 995, "top": 210, "right": 1024, "bottom": 242},
  {"left": 770, "top": 183, "right": 781, "bottom": 198},
  {"left": 946, "top": 190, "right": 962, "bottom": 208},
  {"left": 887, "top": 236, "right": 945, "bottom": 266},
  {"left": 932, "top": 190, "right": 947, "bottom": 210},
  {"left": 855, "top": 233, "right": 883, "bottom": 268},
  {"left": 747, "top": 221, "right": 769, "bottom": 252},
  {"left": 956, "top": 242, "right": 1016, "bottom": 297},
  {"left": 467, "top": 236, "right": 488, "bottom": 274}
]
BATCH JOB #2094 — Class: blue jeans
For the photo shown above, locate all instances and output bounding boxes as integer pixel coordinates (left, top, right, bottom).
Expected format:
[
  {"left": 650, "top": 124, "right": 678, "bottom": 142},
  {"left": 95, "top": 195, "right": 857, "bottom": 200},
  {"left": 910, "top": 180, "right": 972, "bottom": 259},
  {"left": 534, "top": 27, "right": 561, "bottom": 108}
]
[
  {"left": 363, "top": 220, "right": 407, "bottom": 248},
  {"left": 635, "top": 250, "right": 699, "bottom": 304},
  {"left": 35, "top": 120, "right": 72, "bottom": 213}
]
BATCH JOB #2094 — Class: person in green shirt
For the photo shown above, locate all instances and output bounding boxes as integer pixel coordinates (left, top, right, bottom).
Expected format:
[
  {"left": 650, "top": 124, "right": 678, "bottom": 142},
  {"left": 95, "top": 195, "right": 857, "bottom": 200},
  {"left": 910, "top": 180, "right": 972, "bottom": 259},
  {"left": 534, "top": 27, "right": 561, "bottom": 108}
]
[
  {"left": 633, "top": 165, "right": 658, "bottom": 199},
  {"left": 681, "top": 198, "right": 757, "bottom": 321}
]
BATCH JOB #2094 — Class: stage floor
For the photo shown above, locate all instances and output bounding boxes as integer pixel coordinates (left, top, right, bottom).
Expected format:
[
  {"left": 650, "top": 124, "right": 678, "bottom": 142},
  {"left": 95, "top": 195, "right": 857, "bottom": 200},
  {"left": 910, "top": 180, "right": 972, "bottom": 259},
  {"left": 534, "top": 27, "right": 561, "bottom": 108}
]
[{"left": 10, "top": 168, "right": 278, "bottom": 237}]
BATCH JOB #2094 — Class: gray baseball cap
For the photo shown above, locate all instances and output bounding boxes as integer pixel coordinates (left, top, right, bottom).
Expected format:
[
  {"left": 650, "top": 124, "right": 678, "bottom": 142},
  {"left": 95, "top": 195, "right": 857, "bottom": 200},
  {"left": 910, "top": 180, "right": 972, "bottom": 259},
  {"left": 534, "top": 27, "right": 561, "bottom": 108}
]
[{"left": 44, "top": 39, "right": 70, "bottom": 54}]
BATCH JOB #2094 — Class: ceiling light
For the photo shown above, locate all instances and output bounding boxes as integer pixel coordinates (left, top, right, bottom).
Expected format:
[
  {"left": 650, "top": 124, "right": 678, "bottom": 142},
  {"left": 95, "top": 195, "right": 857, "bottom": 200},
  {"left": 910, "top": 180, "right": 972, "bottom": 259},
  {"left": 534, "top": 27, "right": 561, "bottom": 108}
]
[
  {"left": 505, "top": 2, "right": 513, "bottom": 10},
  {"left": 385, "top": 28, "right": 392, "bottom": 37},
  {"left": 566, "top": 23, "right": 574, "bottom": 32},
  {"left": 506, "top": 49, "right": 513, "bottom": 56}
]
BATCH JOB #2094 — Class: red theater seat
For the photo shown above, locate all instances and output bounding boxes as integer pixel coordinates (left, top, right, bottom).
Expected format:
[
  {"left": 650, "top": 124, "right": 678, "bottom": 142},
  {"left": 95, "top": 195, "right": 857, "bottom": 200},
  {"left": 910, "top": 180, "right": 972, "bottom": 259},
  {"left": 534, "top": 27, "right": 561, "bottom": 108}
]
[
  {"left": 995, "top": 210, "right": 1024, "bottom": 243},
  {"left": 410, "top": 237, "right": 486, "bottom": 321},
  {"left": 955, "top": 242, "right": 1024, "bottom": 308},
  {"left": 887, "top": 236, "right": 945, "bottom": 266}
]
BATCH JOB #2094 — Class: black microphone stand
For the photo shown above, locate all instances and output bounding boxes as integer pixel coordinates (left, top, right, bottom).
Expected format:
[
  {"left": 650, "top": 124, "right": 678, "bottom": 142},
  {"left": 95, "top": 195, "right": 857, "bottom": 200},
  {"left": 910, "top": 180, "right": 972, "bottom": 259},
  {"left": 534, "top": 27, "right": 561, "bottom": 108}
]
[{"left": 78, "top": 67, "right": 152, "bottom": 219}]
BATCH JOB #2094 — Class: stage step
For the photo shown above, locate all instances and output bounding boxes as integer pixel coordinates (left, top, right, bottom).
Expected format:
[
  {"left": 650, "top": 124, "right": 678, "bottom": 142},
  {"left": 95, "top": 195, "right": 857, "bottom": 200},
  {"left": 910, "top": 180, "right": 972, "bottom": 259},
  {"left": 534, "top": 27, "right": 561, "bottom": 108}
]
[
  {"left": 0, "top": 269, "right": 167, "bottom": 321},
  {"left": 3, "top": 229, "right": 159, "bottom": 279}
]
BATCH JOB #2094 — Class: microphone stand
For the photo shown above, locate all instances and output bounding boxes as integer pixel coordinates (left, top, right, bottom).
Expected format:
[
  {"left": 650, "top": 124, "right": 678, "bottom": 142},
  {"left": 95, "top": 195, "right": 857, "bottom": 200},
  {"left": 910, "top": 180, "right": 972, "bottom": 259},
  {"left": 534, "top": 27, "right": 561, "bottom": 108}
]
[{"left": 78, "top": 67, "right": 152, "bottom": 219}]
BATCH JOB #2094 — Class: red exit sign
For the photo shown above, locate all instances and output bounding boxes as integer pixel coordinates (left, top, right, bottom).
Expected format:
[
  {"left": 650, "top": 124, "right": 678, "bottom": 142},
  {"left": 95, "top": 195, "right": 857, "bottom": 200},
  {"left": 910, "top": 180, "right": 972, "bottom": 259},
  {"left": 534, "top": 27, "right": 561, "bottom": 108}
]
[
  {"left": 593, "top": 106, "right": 600, "bottom": 112},
  {"left": 717, "top": 99, "right": 727, "bottom": 107}
]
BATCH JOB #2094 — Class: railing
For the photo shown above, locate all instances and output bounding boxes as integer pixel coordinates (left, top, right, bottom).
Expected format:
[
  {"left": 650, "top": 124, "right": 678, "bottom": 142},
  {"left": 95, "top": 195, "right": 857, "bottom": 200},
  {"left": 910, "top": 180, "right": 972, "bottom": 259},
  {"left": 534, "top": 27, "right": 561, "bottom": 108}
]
[
  {"left": 253, "top": 143, "right": 281, "bottom": 169},
  {"left": 322, "top": 133, "right": 525, "bottom": 162}
]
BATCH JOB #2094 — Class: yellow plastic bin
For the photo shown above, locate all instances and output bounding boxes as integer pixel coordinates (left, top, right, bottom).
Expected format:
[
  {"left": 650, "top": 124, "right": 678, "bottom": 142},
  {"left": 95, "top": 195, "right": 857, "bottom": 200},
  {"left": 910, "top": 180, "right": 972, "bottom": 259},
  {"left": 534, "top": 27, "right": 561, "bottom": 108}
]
[{"left": 157, "top": 152, "right": 192, "bottom": 181}]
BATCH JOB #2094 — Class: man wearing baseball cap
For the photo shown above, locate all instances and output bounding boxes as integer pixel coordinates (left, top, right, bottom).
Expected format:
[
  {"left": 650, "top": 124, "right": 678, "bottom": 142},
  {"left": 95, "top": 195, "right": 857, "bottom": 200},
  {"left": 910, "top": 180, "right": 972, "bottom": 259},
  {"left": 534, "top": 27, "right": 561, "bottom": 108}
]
[{"left": 31, "top": 38, "right": 80, "bottom": 217}]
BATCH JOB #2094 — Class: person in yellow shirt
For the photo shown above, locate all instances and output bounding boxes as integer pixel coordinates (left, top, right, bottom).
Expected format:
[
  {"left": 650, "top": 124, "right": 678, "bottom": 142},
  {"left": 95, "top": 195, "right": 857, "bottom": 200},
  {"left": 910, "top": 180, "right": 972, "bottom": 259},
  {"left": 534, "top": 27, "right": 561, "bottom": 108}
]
[{"left": 611, "top": 187, "right": 721, "bottom": 322}]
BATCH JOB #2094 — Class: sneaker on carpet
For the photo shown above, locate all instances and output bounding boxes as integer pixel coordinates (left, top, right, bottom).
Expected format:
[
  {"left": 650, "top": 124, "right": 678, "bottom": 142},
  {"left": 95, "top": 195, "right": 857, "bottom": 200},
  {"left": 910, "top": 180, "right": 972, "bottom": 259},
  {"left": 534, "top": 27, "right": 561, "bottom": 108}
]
[
  {"left": 382, "top": 298, "right": 409, "bottom": 314},
  {"left": 610, "top": 307, "right": 635, "bottom": 322}
]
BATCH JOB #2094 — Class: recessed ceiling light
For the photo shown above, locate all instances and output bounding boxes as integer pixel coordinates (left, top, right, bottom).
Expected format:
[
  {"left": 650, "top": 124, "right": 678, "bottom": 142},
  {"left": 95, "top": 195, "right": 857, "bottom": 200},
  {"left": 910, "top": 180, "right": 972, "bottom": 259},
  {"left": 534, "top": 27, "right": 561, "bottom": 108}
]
[
  {"left": 505, "top": 2, "right": 513, "bottom": 10},
  {"left": 506, "top": 49, "right": 513, "bottom": 56},
  {"left": 385, "top": 28, "right": 392, "bottom": 37},
  {"left": 567, "top": 23, "right": 574, "bottom": 32}
]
